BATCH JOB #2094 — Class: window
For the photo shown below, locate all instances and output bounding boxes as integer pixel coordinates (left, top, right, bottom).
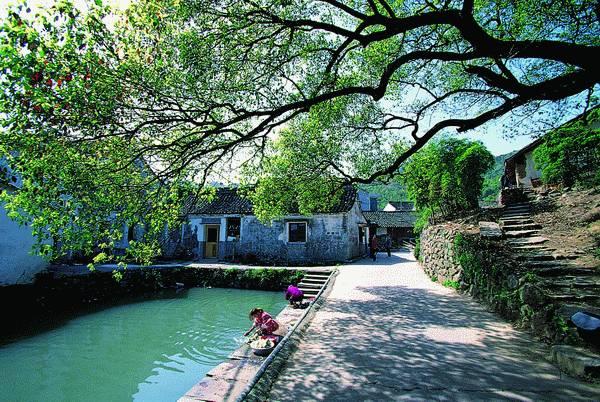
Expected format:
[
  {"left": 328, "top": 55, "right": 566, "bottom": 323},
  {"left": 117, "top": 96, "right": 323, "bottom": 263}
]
[
  {"left": 226, "top": 217, "right": 241, "bottom": 238},
  {"left": 288, "top": 222, "right": 307, "bottom": 243}
]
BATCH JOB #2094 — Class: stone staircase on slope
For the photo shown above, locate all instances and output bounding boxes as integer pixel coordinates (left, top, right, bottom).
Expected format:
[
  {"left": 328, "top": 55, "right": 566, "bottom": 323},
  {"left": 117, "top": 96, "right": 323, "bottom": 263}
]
[
  {"left": 501, "top": 200, "right": 600, "bottom": 309},
  {"left": 501, "top": 196, "right": 600, "bottom": 379}
]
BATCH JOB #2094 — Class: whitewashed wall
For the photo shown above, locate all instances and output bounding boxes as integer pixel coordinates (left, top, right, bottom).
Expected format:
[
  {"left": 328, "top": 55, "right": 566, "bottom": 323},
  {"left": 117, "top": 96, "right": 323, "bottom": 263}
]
[{"left": 0, "top": 203, "right": 48, "bottom": 285}]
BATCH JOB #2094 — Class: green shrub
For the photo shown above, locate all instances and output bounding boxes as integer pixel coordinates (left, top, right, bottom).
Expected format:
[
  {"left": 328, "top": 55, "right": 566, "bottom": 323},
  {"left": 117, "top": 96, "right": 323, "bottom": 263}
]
[
  {"left": 533, "top": 108, "right": 600, "bottom": 188},
  {"left": 442, "top": 280, "right": 460, "bottom": 289},
  {"left": 402, "top": 138, "right": 494, "bottom": 221},
  {"left": 413, "top": 238, "right": 421, "bottom": 260}
]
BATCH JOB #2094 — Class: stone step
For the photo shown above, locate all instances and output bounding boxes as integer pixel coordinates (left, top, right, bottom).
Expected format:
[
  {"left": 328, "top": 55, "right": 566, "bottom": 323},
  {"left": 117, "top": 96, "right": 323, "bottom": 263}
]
[
  {"left": 516, "top": 252, "right": 577, "bottom": 262},
  {"left": 305, "top": 271, "right": 331, "bottom": 276},
  {"left": 501, "top": 218, "right": 535, "bottom": 225},
  {"left": 542, "top": 278, "right": 600, "bottom": 289},
  {"left": 501, "top": 214, "right": 532, "bottom": 220},
  {"left": 298, "top": 289, "right": 320, "bottom": 296},
  {"left": 507, "top": 236, "right": 548, "bottom": 245},
  {"left": 505, "top": 203, "right": 531, "bottom": 209},
  {"left": 297, "top": 282, "right": 323, "bottom": 289},
  {"left": 503, "top": 223, "right": 543, "bottom": 231},
  {"left": 505, "top": 229, "right": 540, "bottom": 238},
  {"left": 513, "top": 245, "right": 554, "bottom": 252},
  {"left": 548, "top": 292, "right": 600, "bottom": 303},
  {"left": 506, "top": 202, "right": 531, "bottom": 208},
  {"left": 504, "top": 207, "right": 531, "bottom": 214},
  {"left": 532, "top": 266, "right": 597, "bottom": 277},
  {"left": 550, "top": 345, "right": 600, "bottom": 380},
  {"left": 526, "top": 260, "right": 579, "bottom": 269},
  {"left": 300, "top": 278, "right": 327, "bottom": 284},
  {"left": 303, "top": 274, "right": 330, "bottom": 280}
]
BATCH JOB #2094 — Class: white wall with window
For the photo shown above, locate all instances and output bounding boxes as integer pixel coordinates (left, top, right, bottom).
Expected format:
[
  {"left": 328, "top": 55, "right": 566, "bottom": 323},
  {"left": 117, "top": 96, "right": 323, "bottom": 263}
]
[{"left": 287, "top": 221, "right": 307, "bottom": 243}]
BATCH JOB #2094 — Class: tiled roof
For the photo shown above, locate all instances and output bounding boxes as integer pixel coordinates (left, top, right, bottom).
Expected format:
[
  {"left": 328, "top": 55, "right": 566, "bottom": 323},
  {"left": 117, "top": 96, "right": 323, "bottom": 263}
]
[
  {"left": 363, "top": 211, "right": 417, "bottom": 228},
  {"left": 184, "top": 188, "right": 254, "bottom": 215},
  {"left": 184, "top": 186, "right": 357, "bottom": 215}
]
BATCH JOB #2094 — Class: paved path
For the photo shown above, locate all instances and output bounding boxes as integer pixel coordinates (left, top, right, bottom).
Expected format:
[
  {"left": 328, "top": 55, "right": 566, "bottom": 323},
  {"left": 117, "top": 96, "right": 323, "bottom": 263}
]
[{"left": 269, "top": 251, "right": 600, "bottom": 401}]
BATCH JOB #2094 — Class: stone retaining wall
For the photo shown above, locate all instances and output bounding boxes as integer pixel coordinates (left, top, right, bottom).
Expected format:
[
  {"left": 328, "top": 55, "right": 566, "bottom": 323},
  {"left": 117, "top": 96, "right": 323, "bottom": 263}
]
[
  {"left": 419, "top": 224, "right": 562, "bottom": 341},
  {"left": 0, "top": 267, "right": 304, "bottom": 341}
]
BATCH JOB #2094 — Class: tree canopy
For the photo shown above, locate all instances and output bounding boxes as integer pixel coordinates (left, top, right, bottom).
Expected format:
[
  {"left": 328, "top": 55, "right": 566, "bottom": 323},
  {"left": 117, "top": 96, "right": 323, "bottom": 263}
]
[
  {"left": 0, "top": 0, "right": 598, "bottom": 261},
  {"left": 533, "top": 107, "right": 600, "bottom": 188},
  {"left": 401, "top": 137, "right": 494, "bottom": 225}
]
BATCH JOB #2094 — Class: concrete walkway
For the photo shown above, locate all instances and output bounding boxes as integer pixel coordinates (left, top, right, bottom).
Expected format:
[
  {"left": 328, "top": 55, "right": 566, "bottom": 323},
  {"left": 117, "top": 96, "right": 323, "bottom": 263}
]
[{"left": 269, "top": 251, "right": 600, "bottom": 401}]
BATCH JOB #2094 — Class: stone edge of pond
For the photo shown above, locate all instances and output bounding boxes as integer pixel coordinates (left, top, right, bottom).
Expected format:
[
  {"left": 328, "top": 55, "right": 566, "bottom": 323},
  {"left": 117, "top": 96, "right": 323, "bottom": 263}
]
[
  {"left": 0, "top": 265, "right": 318, "bottom": 343},
  {"left": 178, "top": 269, "right": 337, "bottom": 402},
  {"left": 244, "top": 272, "right": 337, "bottom": 402}
]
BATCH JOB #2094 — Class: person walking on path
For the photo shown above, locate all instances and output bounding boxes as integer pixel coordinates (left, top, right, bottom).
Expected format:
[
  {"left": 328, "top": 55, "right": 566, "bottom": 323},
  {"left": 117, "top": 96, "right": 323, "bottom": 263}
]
[
  {"left": 370, "top": 234, "right": 378, "bottom": 261},
  {"left": 384, "top": 235, "right": 392, "bottom": 257}
]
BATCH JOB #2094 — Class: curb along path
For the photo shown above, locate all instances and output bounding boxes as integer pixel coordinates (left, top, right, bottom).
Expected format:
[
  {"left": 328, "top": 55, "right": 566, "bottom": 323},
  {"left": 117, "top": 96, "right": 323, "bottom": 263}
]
[{"left": 268, "top": 251, "right": 600, "bottom": 401}]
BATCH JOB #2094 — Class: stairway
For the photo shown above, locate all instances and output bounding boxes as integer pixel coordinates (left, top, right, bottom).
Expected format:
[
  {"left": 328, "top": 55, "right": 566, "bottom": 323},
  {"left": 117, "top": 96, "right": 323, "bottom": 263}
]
[
  {"left": 501, "top": 200, "right": 600, "bottom": 306},
  {"left": 501, "top": 195, "right": 600, "bottom": 378},
  {"left": 297, "top": 270, "right": 332, "bottom": 298}
]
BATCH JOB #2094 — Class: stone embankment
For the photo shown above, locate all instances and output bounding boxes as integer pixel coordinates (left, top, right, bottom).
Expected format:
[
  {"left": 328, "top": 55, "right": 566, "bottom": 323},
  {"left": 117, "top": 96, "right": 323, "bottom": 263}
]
[
  {"left": 419, "top": 196, "right": 600, "bottom": 381},
  {"left": 0, "top": 264, "right": 320, "bottom": 342}
]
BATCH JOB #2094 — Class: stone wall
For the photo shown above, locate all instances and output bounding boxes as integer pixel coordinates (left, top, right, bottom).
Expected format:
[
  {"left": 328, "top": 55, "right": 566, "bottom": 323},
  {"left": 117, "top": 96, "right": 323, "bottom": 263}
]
[
  {"left": 419, "top": 224, "right": 463, "bottom": 283},
  {"left": 0, "top": 266, "right": 304, "bottom": 341},
  {"left": 419, "top": 223, "right": 566, "bottom": 342}
]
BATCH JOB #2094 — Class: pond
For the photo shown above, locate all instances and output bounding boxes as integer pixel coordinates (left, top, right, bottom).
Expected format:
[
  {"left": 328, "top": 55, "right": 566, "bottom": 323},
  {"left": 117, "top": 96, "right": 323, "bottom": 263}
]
[{"left": 0, "top": 287, "right": 286, "bottom": 402}]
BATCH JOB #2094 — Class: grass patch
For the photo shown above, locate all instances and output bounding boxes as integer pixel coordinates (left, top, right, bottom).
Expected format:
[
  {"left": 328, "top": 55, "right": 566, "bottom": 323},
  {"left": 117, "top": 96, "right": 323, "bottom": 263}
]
[{"left": 442, "top": 280, "right": 460, "bottom": 289}]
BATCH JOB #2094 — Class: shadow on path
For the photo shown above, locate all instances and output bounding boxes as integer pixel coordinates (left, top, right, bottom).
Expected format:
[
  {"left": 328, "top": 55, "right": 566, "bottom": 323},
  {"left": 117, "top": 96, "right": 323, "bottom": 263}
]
[{"left": 270, "top": 256, "right": 600, "bottom": 401}]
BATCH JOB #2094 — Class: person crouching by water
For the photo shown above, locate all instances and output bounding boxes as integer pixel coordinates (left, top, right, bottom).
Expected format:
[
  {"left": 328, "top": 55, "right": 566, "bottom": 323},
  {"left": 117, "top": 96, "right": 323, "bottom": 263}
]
[
  {"left": 285, "top": 284, "right": 304, "bottom": 308},
  {"left": 244, "top": 308, "right": 279, "bottom": 336}
]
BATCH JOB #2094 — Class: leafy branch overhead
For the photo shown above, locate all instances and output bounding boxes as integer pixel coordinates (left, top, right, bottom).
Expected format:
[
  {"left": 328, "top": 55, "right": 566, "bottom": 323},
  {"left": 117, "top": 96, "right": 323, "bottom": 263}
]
[{"left": 0, "top": 0, "right": 598, "bottom": 259}]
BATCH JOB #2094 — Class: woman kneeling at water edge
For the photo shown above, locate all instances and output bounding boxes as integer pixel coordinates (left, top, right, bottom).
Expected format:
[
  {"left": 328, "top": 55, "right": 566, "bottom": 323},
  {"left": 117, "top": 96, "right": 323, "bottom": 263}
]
[
  {"left": 285, "top": 284, "right": 304, "bottom": 308},
  {"left": 244, "top": 308, "right": 279, "bottom": 336}
]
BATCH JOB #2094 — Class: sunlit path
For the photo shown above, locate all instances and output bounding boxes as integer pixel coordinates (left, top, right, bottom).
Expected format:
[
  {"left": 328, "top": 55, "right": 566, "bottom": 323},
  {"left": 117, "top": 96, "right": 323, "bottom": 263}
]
[{"left": 269, "top": 250, "right": 600, "bottom": 401}]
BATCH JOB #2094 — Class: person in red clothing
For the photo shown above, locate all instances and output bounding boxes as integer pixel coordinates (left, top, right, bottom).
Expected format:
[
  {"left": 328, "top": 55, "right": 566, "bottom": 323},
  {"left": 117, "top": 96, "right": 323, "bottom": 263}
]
[
  {"left": 244, "top": 307, "right": 279, "bottom": 336},
  {"left": 370, "top": 234, "right": 378, "bottom": 261}
]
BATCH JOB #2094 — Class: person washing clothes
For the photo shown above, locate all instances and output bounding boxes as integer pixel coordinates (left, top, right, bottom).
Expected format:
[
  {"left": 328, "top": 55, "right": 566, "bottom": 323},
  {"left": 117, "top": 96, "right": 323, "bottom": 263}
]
[
  {"left": 285, "top": 284, "right": 304, "bottom": 308},
  {"left": 244, "top": 308, "right": 279, "bottom": 336}
]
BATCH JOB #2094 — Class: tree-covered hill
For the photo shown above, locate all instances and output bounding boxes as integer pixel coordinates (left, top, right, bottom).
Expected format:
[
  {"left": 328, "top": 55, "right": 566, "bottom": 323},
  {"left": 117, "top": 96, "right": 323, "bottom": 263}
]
[
  {"left": 481, "top": 151, "right": 517, "bottom": 203},
  {"left": 358, "top": 182, "right": 408, "bottom": 210}
]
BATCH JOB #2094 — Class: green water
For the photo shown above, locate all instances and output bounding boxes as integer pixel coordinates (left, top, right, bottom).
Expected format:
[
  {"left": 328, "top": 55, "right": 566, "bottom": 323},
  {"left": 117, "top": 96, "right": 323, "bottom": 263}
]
[{"left": 0, "top": 288, "right": 286, "bottom": 402}]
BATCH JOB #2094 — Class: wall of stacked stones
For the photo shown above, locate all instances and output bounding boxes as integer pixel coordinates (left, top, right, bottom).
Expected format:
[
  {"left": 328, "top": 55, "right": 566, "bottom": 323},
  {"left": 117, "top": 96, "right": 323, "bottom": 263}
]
[
  {"left": 420, "top": 224, "right": 567, "bottom": 343},
  {"left": 419, "top": 225, "right": 462, "bottom": 283}
]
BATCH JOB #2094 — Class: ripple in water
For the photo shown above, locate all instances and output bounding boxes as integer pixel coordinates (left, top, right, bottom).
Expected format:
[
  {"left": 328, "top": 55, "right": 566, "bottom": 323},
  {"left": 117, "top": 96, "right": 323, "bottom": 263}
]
[{"left": 0, "top": 287, "right": 286, "bottom": 402}]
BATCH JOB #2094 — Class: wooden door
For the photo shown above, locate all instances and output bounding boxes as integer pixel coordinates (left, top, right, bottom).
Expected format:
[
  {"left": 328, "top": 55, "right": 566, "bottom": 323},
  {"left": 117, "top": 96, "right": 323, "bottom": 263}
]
[{"left": 205, "top": 225, "right": 219, "bottom": 258}]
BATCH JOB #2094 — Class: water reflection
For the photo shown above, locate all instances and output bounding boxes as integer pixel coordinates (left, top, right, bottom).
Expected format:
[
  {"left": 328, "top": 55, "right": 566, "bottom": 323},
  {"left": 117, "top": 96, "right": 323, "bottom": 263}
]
[{"left": 0, "top": 288, "right": 286, "bottom": 402}]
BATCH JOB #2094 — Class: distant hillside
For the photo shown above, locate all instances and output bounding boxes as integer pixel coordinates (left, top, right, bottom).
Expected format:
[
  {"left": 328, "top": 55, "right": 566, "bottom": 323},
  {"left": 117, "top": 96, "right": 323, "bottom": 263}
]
[
  {"left": 358, "top": 182, "right": 408, "bottom": 209},
  {"left": 481, "top": 151, "right": 517, "bottom": 202}
]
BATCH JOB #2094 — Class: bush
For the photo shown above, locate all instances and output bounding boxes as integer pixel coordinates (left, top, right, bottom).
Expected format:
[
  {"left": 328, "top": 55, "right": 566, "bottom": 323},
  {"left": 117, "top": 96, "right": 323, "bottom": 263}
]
[
  {"left": 402, "top": 138, "right": 494, "bottom": 233},
  {"left": 533, "top": 108, "right": 600, "bottom": 188}
]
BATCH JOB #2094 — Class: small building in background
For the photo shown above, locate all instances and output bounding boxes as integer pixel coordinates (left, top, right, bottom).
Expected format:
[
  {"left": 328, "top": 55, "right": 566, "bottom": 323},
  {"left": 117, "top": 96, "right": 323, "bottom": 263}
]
[
  {"left": 383, "top": 201, "right": 415, "bottom": 212},
  {"left": 357, "top": 190, "right": 380, "bottom": 212},
  {"left": 362, "top": 210, "right": 417, "bottom": 247},
  {"left": 502, "top": 138, "right": 544, "bottom": 189},
  {"left": 180, "top": 187, "right": 368, "bottom": 264}
]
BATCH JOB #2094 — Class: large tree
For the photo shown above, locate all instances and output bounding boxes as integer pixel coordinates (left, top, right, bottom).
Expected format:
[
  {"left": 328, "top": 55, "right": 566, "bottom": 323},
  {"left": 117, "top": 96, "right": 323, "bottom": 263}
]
[{"left": 0, "top": 0, "right": 598, "bottom": 261}]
